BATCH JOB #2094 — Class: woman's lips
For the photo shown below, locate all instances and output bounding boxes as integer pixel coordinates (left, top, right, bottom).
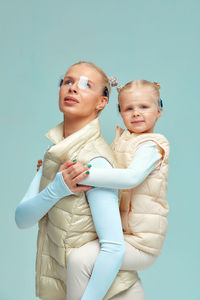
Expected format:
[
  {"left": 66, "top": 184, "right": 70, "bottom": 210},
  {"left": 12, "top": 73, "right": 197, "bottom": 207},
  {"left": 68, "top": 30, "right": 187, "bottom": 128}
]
[{"left": 64, "top": 96, "right": 79, "bottom": 103}]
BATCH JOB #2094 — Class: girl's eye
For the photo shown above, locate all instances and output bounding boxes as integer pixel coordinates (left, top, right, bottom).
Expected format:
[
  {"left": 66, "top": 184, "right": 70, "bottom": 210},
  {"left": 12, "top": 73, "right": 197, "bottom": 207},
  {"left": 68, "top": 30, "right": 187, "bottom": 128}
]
[
  {"left": 141, "top": 105, "right": 148, "bottom": 109},
  {"left": 126, "top": 107, "right": 133, "bottom": 111}
]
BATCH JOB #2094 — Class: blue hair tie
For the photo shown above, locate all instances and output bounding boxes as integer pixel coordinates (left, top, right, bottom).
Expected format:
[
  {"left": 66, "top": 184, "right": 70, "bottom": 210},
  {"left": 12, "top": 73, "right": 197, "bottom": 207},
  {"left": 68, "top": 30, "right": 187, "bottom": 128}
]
[
  {"left": 59, "top": 79, "right": 63, "bottom": 87},
  {"left": 103, "top": 86, "right": 109, "bottom": 99},
  {"left": 158, "top": 98, "right": 163, "bottom": 109}
]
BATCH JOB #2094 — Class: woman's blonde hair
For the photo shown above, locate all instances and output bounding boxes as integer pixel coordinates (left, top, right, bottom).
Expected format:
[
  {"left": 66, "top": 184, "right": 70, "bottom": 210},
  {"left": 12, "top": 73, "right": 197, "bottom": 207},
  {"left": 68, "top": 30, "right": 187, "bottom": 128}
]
[{"left": 118, "top": 80, "right": 161, "bottom": 100}]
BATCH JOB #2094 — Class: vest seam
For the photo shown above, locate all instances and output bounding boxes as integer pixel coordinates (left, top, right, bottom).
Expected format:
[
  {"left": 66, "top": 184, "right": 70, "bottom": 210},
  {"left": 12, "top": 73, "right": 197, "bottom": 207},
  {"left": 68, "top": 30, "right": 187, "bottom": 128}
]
[
  {"left": 127, "top": 211, "right": 168, "bottom": 215},
  {"left": 125, "top": 231, "right": 166, "bottom": 236},
  {"left": 47, "top": 213, "right": 71, "bottom": 233},
  {"left": 46, "top": 231, "right": 65, "bottom": 248},
  {"left": 41, "top": 253, "right": 65, "bottom": 268},
  {"left": 127, "top": 240, "right": 162, "bottom": 256},
  {"left": 40, "top": 274, "right": 65, "bottom": 284}
]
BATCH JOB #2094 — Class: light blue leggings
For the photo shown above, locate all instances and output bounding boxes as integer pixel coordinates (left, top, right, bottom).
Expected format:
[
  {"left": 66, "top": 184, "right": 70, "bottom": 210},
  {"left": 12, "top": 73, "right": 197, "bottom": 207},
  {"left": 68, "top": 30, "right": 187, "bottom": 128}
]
[{"left": 83, "top": 189, "right": 125, "bottom": 300}]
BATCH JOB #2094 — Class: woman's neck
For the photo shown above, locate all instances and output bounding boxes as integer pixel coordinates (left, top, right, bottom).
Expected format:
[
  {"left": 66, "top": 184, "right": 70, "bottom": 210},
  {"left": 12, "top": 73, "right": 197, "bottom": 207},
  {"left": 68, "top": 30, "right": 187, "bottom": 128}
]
[{"left": 63, "top": 115, "right": 97, "bottom": 138}]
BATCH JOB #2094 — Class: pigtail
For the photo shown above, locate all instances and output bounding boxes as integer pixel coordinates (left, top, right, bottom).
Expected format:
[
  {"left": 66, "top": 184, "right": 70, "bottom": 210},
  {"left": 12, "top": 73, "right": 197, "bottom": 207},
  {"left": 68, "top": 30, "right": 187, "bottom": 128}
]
[
  {"left": 117, "top": 85, "right": 124, "bottom": 93},
  {"left": 108, "top": 76, "right": 118, "bottom": 87},
  {"left": 103, "top": 77, "right": 118, "bottom": 99},
  {"left": 153, "top": 82, "right": 161, "bottom": 90}
]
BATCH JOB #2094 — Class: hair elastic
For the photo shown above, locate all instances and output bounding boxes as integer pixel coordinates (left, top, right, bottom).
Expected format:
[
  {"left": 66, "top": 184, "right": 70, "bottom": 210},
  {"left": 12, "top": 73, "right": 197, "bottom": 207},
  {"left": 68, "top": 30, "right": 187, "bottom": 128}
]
[
  {"left": 103, "top": 77, "right": 118, "bottom": 99},
  {"left": 158, "top": 98, "right": 163, "bottom": 110},
  {"left": 59, "top": 79, "right": 63, "bottom": 87},
  {"left": 103, "top": 86, "right": 109, "bottom": 98},
  {"left": 109, "top": 77, "right": 118, "bottom": 87}
]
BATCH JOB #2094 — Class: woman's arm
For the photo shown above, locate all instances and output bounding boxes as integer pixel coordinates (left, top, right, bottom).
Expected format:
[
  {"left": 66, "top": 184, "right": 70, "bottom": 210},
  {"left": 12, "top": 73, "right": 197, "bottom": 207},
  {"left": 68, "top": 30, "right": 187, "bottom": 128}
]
[
  {"left": 80, "top": 141, "right": 162, "bottom": 189},
  {"left": 15, "top": 168, "right": 73, "bottom": 229},
  {"left": 81, "top": 158, "right": 125, "bottom": 300},
  {"left": 15, "top": 159, "right": 93, "bottom": 229}
]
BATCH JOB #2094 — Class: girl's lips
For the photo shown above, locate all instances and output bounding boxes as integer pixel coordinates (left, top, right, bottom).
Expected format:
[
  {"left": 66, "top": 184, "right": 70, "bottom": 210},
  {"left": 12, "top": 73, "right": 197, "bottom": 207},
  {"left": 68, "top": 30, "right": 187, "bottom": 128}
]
[{"left": 132, "top": 120, "right": 144, "bottom": 124}]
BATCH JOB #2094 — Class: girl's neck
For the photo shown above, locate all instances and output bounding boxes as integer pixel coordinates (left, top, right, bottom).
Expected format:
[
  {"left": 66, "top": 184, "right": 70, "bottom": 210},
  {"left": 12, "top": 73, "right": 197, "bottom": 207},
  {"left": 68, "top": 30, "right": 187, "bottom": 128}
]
[
  {"left": 128, "top": 129, "right": 155, "bottom": 135},
  {"left": 63, "top": 115, "right": 97, "bottom": 138}
]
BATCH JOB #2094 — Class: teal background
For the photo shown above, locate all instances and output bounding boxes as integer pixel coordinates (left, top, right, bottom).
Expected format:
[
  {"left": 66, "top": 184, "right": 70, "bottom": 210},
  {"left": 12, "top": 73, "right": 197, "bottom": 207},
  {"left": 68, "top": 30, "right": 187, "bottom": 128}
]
[{"left": 1, "top": 0, "right": 199, "bottom": 299}]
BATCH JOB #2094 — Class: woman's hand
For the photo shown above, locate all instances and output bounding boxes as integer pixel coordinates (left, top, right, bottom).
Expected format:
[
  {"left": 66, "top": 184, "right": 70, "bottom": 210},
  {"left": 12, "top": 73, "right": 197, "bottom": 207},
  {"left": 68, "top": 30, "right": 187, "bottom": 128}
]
[
  {"left": 58, "top": 160, "right": 92, "bottom": 193},
  {"left": 37, "top": 159, "right": 43, "bottom": 171}
]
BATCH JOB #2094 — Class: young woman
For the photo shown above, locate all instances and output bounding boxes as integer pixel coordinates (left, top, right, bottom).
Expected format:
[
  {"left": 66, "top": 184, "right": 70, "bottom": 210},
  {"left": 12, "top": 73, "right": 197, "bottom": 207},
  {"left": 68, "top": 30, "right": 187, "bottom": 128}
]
[{"left": 15, "top": 62, "right": 140, "bottom": 300}]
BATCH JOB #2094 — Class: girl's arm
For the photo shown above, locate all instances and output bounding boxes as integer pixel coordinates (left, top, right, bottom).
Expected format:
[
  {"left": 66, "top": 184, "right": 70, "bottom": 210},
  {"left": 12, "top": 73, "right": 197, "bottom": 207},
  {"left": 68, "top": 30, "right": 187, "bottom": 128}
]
[
  {"left": 80, "top": 141, "right": 162, "bottom": 189},
  {"left": 81, "top": 158, "right": 125, "bottom": 300}
]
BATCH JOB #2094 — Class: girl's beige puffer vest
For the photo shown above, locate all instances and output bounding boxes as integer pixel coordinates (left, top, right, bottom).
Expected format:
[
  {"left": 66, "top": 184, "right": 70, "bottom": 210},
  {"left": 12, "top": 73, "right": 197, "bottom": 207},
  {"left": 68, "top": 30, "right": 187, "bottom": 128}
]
[
  {"left": 111, "top": 126, "right": 170, "bottom": 256},
  {"left": 36, "top": 119, "right": 138, "bottom": 300}
]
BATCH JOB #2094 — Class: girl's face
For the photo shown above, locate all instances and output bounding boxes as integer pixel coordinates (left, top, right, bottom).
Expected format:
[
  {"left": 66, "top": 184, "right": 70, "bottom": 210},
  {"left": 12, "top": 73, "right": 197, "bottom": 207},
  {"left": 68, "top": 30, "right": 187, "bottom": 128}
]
[
  {"left": 59, "top": 64, "right": 108, "bottom": 120},
  {"left": 119, "top": 86, "right": 162, "bottom": 134}
]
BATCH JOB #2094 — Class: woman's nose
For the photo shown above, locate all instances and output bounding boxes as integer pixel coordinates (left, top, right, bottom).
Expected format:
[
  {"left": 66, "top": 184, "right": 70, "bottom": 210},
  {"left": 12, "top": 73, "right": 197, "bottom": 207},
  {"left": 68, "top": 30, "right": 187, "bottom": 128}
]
[{"left": 68, "top": 83, "right": 78, "bottom": 93}]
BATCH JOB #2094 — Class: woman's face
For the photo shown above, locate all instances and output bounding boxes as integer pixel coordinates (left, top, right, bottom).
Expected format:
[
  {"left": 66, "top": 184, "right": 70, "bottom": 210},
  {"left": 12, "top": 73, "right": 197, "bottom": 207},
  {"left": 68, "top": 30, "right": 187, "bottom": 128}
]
[{"left": 59, "top": 64, "right": 108, "bottom": 120}]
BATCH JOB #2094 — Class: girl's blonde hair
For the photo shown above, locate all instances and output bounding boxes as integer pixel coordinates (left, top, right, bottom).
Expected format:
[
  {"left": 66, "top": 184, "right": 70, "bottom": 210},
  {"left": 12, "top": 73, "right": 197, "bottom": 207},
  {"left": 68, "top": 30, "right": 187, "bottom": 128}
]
[
  {"left": 70, "top": 61, "right": 117, "bottom": 99},
  {"left": 118, "top": 80, "right": 161, "bottom": 101}
]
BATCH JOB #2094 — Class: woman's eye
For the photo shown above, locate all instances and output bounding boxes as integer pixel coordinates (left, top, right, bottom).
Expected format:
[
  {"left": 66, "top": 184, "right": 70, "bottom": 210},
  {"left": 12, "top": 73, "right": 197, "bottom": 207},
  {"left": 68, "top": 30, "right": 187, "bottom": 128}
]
[
  {"left": 78, "top": 80, "right": 91, "bottom": 89},
  {"left": 64, "top": 80, "right": 72, "bottom": 85},
  {"left": 83, "top": 82, "right": 91, "bottom": 88}
]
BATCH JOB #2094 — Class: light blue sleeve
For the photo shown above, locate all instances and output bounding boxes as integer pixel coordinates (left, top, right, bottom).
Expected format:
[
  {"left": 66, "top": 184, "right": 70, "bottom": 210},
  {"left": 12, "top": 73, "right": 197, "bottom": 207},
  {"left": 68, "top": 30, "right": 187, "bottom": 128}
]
[
  {"left": 80, "top": 141, "right": 162, "bottom": 189},
  {"left": 15, "top": 167, "right": 73, "bottom": 229},
  {"left": 81, "top": 158, "right": 125, "bottom": 300}
]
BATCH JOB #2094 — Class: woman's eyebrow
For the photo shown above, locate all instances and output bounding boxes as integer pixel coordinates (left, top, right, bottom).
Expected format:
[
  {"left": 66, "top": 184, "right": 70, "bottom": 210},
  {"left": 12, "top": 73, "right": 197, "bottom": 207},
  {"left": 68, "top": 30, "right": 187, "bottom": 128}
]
[
  {"left": 87, "top": 79, "right": 95, "bottom": 86},
  {"left": 63, "top": 75, "right": 74, "bottom": 80}
]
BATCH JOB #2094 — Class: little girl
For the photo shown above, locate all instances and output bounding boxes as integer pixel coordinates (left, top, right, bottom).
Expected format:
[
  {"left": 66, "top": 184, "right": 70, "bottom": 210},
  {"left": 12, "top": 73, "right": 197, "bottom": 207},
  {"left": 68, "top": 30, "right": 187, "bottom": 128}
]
[{"left": 58, "top": 79, "right": 170, "bottom": 299}]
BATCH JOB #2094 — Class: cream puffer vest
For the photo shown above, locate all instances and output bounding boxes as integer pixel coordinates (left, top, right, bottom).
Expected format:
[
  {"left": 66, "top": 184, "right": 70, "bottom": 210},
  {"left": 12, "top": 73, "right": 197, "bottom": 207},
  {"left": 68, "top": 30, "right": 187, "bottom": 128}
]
[
  {"left": 36, "top": 119, "right": 138, "bottom": 300},
  {"left": 111, "top": 126, "right": 170, "bottom": 256}
]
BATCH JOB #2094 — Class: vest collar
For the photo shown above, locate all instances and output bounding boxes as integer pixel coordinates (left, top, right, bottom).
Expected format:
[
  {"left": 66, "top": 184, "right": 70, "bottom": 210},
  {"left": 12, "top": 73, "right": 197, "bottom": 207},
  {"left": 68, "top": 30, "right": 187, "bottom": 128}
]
[
  {"left": 116, "top": 126, "right": 140, "bottom": 140},
  {"left": 45, "top": 118, "right": 101, "bottom": 162}
]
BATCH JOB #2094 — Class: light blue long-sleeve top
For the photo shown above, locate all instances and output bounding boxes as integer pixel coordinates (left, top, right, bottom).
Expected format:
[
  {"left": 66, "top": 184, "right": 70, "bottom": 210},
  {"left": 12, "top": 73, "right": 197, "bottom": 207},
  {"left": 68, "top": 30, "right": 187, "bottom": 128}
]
[{"left": 15, "top": 141, "right": 161, "bottom": 300}]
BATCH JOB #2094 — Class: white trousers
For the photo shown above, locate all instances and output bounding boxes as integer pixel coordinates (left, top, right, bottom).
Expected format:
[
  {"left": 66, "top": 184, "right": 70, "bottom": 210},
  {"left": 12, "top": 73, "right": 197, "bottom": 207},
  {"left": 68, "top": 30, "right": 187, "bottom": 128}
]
[{"left": 66, "top": 240, "right": 157, "bottom": 300}]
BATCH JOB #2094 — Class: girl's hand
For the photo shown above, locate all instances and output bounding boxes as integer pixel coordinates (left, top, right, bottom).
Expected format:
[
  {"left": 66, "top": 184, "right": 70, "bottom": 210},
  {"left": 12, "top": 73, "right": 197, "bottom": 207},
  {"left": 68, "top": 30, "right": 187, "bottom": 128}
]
[
  {"left": 58, "top": 160, "right": 92, "bottom": 193},
  {"left": 37, "top": 159, "right": 43, "bottom": 172}
]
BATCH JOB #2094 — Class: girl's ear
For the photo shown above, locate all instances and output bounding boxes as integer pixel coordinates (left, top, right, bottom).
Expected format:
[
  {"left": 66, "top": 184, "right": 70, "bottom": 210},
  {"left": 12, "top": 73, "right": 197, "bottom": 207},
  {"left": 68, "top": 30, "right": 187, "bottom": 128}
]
[
  {"left": 96, "top": 96, "right": 108, "bottom": 112},
  {"left": 156, "top": 108, "right": 162, "bottom": 120}
]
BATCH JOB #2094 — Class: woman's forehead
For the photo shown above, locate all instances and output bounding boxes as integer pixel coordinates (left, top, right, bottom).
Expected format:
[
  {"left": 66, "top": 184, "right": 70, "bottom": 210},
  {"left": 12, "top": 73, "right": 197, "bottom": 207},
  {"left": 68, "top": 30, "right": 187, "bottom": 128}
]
[{"left": 65, "top": 64, "right": 103, "bottom": 83}]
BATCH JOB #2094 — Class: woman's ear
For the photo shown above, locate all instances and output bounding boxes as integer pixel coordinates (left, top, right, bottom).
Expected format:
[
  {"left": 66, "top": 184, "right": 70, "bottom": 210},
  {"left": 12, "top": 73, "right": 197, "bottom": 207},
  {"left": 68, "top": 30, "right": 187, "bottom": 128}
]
[{"left": 96, "top": 96, "right": 108, "bottom": 112}]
